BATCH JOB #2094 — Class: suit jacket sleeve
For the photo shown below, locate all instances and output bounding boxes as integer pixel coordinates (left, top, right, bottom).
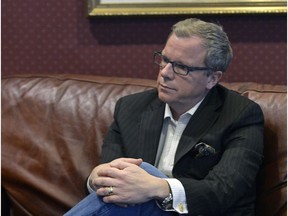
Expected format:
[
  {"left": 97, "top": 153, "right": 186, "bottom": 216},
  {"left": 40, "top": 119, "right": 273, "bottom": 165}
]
[
  {"left": 100, "top": 97, "right": 126, "bottom": 163},
  {"left": 100, "top": 89, "right": 163, "bottom": 164}
]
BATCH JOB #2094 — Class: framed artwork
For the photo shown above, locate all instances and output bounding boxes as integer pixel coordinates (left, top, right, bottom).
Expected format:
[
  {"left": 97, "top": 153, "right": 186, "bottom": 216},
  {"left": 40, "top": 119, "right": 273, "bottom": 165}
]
[{"left": 87, "top": 0, "right": 287, "bottom": 16}]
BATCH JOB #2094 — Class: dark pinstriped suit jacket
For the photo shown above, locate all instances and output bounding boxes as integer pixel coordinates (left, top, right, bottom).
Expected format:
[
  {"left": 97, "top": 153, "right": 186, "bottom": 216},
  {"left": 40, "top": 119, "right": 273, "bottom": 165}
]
[{"left": 100, "top": 84, "right": 264, "bottom": 216}]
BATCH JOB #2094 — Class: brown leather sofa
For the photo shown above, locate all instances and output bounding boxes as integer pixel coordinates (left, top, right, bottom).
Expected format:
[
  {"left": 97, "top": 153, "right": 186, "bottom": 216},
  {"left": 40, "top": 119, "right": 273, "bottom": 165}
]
[{"left": 2, "top": 74, "right": 287, "bottom": 216}]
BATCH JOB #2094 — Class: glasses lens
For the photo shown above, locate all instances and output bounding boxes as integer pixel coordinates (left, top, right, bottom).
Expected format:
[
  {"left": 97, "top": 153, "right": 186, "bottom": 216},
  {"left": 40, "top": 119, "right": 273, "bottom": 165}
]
[{"left": 173, "top": 63, "right": 189, "bottom": 75}]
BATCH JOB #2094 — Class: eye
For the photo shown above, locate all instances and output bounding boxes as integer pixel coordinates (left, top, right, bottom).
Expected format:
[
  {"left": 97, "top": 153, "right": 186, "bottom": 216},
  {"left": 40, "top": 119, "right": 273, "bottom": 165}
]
[{"left": 174, "top": 63, "right": 188, "bottom": 71}]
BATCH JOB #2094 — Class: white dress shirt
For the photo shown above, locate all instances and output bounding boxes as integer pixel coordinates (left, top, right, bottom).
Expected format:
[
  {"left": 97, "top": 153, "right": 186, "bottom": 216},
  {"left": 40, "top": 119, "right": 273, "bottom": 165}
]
[{"left": 155, "top": 100, "right": 203, "bottom": 214}]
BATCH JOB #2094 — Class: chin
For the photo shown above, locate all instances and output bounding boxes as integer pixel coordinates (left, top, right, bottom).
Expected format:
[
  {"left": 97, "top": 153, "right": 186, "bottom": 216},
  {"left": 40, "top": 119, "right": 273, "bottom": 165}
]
[{"left": 158, "top": 92, "right": 172, "bottom": 103}]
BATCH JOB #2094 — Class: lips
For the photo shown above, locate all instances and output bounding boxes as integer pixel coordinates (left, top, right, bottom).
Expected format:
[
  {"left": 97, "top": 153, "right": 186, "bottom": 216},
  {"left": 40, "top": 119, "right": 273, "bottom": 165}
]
[{"left": 159, "top": 83, "right": 176, "bottom": 92}]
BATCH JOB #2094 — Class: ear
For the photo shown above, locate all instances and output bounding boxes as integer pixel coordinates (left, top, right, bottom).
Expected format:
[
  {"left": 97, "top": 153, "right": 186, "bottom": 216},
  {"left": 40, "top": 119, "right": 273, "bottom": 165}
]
[{"left": 206, "top": 71, "right": 222, "bottom": 89}]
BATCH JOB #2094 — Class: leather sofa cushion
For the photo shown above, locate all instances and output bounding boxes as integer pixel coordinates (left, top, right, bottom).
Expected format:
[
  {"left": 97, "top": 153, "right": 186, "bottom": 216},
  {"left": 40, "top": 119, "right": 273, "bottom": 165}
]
[{"left": 1, "top": 74, "right": 287, "bottom": 216}]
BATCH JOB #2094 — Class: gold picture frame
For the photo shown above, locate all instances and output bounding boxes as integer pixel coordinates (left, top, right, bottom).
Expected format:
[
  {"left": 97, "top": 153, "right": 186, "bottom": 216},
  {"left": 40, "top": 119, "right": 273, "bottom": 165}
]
[{"left": 87, "top": 0, "right": 287, "bottom": 16}]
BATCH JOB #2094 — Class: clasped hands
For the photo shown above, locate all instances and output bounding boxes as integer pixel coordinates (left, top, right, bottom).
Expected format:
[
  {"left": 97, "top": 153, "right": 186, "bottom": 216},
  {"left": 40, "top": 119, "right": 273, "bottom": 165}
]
[{"left": 89, "top": 158, "right": 170, "bottom": 207}]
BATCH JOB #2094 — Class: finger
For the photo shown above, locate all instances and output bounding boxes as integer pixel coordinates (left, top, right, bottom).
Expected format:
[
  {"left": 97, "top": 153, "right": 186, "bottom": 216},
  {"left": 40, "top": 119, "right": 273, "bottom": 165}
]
[
  {"left": 110, "top": 159, "right": 142, "bottom": 170},
  {"left": 97, "top": 166, "right": 122, "bottom": 178},
  {"left": 93, "top": 176, "right": 116, "bottom": 188},
  {"left": 102, "top": 194, "right": 121, "bottom": 204},
  {"left": 110, "top": 161, "right": 135, "bottom": 170},
  {"left": 96, "top": 186, "right": 129, "bottom": 207},
  {"left": 96, "top": 187, "right": 107, "bottom": 196},
  {"left": 96, "top": 186, "right": 115, "bottom": 197},
  {"left": 121, "top": 158, "right": 143, "bottom": 165},
  {"left": 111, "top": 158, "right": 143, "bottom": 168}
]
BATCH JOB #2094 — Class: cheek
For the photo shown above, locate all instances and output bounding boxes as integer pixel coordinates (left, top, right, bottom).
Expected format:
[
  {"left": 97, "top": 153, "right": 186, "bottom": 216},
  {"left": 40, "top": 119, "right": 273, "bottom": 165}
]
[
  {"left": 194, "top": 74, "right": 211, "bottom": 88},
  {"left": 184, "top": 75, "right": 208, "bottom": 90},
  {"left": 179, "top": 79, "right": 209, "bottom": 98}
]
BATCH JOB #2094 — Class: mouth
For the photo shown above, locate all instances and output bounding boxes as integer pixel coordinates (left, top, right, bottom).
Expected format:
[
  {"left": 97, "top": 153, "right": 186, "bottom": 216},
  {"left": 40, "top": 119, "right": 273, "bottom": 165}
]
[{"left": 159, "top": 83, "right": 176, "bottom": 92}]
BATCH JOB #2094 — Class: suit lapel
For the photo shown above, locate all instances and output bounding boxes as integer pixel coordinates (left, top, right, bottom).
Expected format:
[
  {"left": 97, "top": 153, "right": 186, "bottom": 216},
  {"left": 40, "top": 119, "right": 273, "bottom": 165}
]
[
  {"left": 175, "top": 86, "right": 224, "bottom": 164},
  {"left": 138, "top": 98, "right": 165, "bottom": 165}
]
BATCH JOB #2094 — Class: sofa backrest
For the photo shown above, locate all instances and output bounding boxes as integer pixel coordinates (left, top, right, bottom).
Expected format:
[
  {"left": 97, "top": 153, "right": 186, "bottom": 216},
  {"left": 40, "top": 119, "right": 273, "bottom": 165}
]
[{"left": 1, "top": 74, "right": 286, "bottom": 216}]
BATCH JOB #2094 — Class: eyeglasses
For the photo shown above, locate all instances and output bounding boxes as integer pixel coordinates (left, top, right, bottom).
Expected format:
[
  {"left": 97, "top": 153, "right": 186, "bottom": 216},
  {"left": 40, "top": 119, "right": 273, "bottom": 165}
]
[{"left": 153, "top": 51, "right": 211, "bottom": 76}]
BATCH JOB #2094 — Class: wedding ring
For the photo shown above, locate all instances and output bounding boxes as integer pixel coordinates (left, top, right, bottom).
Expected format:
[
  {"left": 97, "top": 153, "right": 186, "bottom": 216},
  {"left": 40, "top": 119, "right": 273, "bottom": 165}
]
[{"left": 107, "top": 186, "right": 113, "bottom": 195}]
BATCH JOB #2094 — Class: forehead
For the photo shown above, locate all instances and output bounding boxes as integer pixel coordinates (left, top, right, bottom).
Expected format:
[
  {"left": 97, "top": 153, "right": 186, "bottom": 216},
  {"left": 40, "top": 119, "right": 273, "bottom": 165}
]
[{"left": 163, "top": 34, "right": 207, "bottom": 65}]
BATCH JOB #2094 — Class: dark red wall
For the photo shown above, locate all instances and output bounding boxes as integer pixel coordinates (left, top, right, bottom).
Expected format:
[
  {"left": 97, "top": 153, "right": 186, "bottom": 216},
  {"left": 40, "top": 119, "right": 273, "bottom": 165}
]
[{"left": 2, "top": 0, "right": 287, "bottom": 85}]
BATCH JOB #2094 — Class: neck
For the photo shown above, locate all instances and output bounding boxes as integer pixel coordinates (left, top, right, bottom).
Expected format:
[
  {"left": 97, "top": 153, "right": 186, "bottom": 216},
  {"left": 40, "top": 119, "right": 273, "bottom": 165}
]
[{"left": 169, "top": 94, "right": 208, "bottom": 121}]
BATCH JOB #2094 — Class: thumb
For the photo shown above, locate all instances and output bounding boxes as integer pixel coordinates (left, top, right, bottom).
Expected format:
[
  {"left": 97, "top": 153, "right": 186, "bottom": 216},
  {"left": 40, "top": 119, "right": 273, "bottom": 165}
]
[{"left": 122, "top": 158, "right": 143, "bottom": 165}]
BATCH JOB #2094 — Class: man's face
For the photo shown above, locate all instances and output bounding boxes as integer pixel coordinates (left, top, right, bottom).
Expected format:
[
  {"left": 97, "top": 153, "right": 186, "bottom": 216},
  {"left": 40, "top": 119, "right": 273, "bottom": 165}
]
[{"left": 157, "top": 33, "right": 220, "bottom": 115}]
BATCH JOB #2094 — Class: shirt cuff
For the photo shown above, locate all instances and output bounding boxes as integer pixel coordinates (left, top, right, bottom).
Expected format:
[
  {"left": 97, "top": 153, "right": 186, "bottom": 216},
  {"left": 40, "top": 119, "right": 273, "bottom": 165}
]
[
  {"left": 86, "top": 174, "right": 96, "bottom": 194},
  {"left": 165, "top": 178, "right": 188, "bottom": 214}
]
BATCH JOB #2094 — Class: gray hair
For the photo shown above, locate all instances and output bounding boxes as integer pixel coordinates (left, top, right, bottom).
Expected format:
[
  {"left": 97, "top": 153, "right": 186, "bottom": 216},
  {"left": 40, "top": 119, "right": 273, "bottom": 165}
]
[{"left": 170, "top": 18, "right": 233, "bottom": 72}]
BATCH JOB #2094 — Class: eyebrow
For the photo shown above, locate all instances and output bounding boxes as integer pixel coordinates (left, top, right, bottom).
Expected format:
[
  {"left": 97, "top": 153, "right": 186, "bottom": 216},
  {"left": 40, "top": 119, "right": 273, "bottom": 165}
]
[{"left": 162, "top": 53, "right": 194, "bottom": 68}]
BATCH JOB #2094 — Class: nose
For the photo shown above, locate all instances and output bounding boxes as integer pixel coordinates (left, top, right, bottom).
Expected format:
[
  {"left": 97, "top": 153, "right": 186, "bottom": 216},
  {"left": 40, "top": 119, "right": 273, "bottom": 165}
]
[{"left": 159, "top": 63, "right": 174, "bottom": 79}]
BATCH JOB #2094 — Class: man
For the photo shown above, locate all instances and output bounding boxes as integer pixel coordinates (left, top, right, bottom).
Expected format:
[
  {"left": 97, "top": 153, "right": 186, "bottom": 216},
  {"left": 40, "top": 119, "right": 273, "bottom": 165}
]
[{"left": 65, "top": 18, "right": 264, "bottom": 216}]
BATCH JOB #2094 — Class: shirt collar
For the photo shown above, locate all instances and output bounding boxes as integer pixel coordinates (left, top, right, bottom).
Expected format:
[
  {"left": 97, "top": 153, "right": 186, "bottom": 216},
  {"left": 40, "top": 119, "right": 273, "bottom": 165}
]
[{"left": 164, "top": 98, "right": 205, "bottom": 120}]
